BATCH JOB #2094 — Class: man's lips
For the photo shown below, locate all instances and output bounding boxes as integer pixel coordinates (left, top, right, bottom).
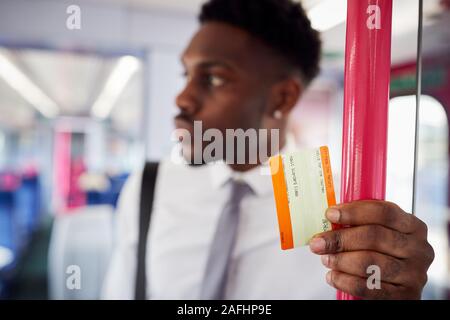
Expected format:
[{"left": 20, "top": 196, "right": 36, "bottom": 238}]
[{"left": 174, "top": 116, "right": 194, "bottom": 132}]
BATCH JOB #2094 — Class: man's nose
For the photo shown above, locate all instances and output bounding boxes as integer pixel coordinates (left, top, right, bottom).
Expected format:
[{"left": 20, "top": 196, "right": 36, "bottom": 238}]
[{"left": 175, "top": 82, "right": 201, "bottom": 115}]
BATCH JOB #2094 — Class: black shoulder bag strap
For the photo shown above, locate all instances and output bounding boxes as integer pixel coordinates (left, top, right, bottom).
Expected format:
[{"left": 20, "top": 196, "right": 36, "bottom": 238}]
[{"left": 134, "top": 161, "right": 159, "bottom": 300}]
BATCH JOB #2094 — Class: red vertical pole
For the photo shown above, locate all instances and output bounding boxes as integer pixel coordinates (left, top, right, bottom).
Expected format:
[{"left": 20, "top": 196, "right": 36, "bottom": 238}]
[{"left": 339, "top": 0, "right": 393, "bottom": 300}]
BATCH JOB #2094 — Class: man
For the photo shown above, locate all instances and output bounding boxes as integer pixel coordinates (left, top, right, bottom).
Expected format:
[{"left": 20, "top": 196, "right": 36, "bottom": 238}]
[{"left": 102, "top": 0, "right": 434, "bottom": 300}]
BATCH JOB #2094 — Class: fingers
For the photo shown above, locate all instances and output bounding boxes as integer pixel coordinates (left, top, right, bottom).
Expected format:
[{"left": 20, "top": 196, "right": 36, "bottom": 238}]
[
  {"left": 315, "top": 200, "right": 434, "bottom": 300},
  {"left": 310, "top": 225, "right": 420, "bottom": 259},
  {"left": 326, "top": 200, "right": 428, "bottom": 238},
  {"left": 326, "top": 270, "right": 422, "bottom": 300},
  {"left": 321, "top": 251, "right": 410, "bottom": 285}
]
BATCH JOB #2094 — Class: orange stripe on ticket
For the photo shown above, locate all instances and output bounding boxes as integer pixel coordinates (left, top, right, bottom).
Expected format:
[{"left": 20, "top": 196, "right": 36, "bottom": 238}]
[
  {"left": 269, "top": 155, "right": 294, "bottom": 250},
  {"left": 320, "top": 146, "right": 337, "bottom": 207}
]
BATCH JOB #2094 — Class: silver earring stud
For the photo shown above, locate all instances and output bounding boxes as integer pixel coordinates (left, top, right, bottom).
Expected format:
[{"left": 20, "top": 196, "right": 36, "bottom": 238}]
[{"left": 273, "top": 110, "right": 283, "bottom": 120}]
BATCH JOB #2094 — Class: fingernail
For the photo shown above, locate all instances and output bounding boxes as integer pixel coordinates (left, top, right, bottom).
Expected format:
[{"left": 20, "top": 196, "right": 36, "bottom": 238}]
[
  {"left": 326, "top": 271, "right": 333, "bottom": 286},
  {"left": 321, "top": 255, "right": 330, "bottom": 267},
  {"left": 309, "top": 237, "right": 326, "bottom": 253},
  {"left": 326, "top": 208, "right": 340, "bottom": 223}
]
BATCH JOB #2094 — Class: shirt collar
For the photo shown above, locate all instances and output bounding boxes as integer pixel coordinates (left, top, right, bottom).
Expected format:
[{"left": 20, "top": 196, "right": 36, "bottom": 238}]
[{"left": 209, "top": 135, "right": 297, "bottom": 197}]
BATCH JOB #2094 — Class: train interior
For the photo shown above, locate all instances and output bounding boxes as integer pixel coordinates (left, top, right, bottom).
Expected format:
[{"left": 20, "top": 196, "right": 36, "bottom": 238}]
[{"left": 0, "top": 0, "right": 449, "bottom": 299}]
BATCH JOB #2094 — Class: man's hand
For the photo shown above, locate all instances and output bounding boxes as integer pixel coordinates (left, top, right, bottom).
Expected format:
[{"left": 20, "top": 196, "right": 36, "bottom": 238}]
[{"left": 309, "top": 200, "right": 435, "bottom": 300}]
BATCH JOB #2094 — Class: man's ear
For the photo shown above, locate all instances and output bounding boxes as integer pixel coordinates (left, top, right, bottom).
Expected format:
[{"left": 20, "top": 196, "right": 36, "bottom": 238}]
[{"left": 267, "top": 77, "right": 303, "bottom": 119}]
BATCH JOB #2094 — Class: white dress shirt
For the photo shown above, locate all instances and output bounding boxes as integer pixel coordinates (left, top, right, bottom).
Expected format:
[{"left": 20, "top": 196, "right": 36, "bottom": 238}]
[{"left": 102, "top": 140, "right": 335, "bottom": 300}]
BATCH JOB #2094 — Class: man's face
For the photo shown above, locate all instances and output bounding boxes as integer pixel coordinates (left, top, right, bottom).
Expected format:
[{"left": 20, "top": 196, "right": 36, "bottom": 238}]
[{"left": 174, "top": 22, "right": 284, "bottom": 164}]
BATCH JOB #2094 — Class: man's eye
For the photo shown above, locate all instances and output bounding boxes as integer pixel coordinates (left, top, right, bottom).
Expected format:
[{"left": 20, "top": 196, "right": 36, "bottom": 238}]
[{"left": 207, "top": 75, "right": 225, "bottom": 87}]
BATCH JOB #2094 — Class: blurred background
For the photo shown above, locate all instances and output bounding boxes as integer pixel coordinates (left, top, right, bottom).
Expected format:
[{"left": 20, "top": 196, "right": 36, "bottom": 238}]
[{"left": 0, "top": 0, "right": 449, "bottom": 300}]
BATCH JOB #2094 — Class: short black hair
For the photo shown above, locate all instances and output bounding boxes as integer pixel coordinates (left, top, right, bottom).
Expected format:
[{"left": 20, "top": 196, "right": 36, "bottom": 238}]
[{"left": 199, "top": 0, "right": 322, "bottom": 85}]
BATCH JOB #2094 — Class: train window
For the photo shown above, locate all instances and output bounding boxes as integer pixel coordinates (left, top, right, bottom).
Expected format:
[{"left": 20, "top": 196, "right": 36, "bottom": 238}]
[{"left": 387, "top": 94, "right": 448, "bottom": 299}]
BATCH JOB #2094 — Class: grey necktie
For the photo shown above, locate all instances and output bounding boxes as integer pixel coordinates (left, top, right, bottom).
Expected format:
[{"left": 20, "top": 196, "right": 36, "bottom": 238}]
[{"left": 200, "top": 179, "right": 253, "bottom": 300}]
